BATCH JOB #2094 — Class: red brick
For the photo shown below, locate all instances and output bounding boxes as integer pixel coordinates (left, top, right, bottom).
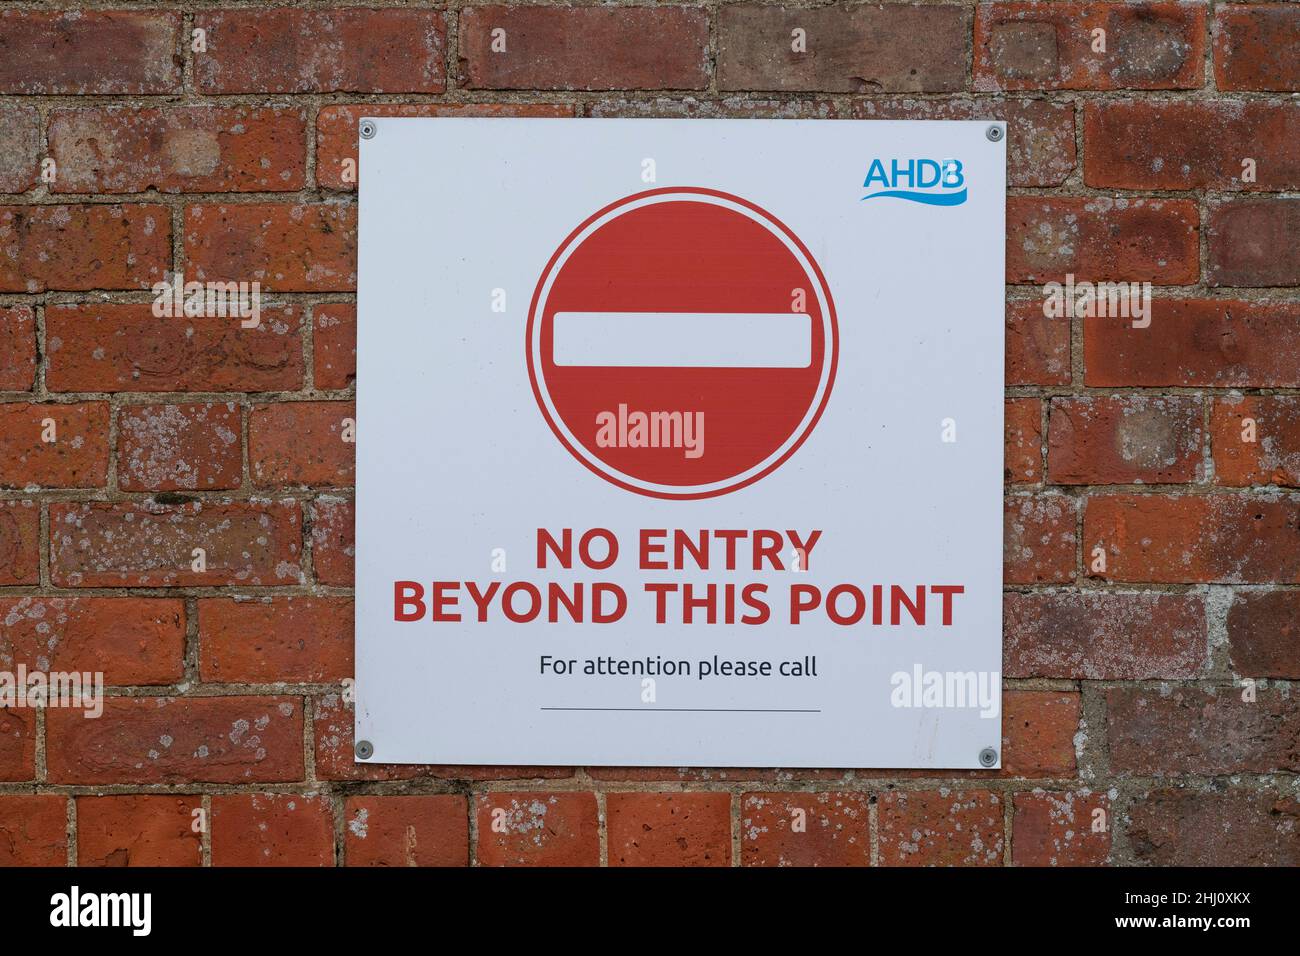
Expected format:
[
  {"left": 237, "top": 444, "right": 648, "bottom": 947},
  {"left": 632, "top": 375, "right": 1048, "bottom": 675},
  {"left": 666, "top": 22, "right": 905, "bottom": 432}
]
[
  {"left": 49, "top": 107, "right": 307, "bottom": 194},
  {"left": 317, "top": 104, "right": 573, "bottom": 191},
  {"left": 0, "top": 795, "right": 66, "bottom": 865},
  {"left": 1004, "top": 493, "right": 1076, "bottom": 584},
  {"left": 0, "top": 402, "right": 109, "bottom": 489},
  {"left": 313, "top": 305, "right": 355, "bottom": 389},
  {"left": 0, "top": 597, "right": 184, "bottom": 685},
  {"left": 0, "top": 204, "right": 169, "bottom": 292},
  {"left": 461, "top": 5, "right": 708, "bottom": 91},
  {"left": 0, "top": 11, "right": 180, "bottom": 94},
  {"left": 1208, "top": 199, "right": 1300, "bottom": 287},
  {"left": 311, "top": 497, "right": 354, "bottom": 586},
  {"left": 1085, "top": 101, "right": 1300, "bottom": 191},
  {"left": 1048, "top": 395, "right": 1202, "bottom": 485},
  {"left": 194, "top": 8, "right": 445, "bottom": 94},
  {"left": 184, "top": 203, "right": 356, "bottom": 293},
  {"left": 0, "top": 706, "right": 35, "bottom": 781},
  {"left": 345, "top": 795, "right": 469, "bottom": 867},
  {"left": 1227, "top": 591, "right": 1300, "bottom": 679},
  {"left": 1003, "top": 691, "right": 1079, "bottom": 778},
  {"left": 211, "top": 793, "right": 333, "bottom": 866},
  {"left": 1084, "top": 299, "right": 1300, "bottom": 387},
  {"left": 0, "top": 307, "right": 35, "bottom": 391},
  {"left": 200, "top": 597, "right": 352, "bottom": 683},
  {"left": 878, "top": 790, "right": 1004, "bottom": 866},
  {"left": 1108, "top": 685, "right": 1300, "bottom": 774},
  {"left": 1007, "top": 197, "right": 1199, "bottom": 285},
  {"left": 588, "top": 766, "right": 781, "bottom": 783},
  {"left": 606, "top": 792, "right": 731, "bottom": 867},
  {"left": 118, "top": 402, "right": 242, "bottom": 492},
  {"left": 1215, "top": 4, "right": 1300, "bottom": 92},
  {"left": 50, "top": 500, "right": 302, "bottom": 588},
  {"left": 718, "top": 4, "right": 969, "bottom": 93},
  {"left": 46, "top": 696, "right": 304, "bottom": 784},
  {"left": 975, "top": 2, "right": 1205, "bottom": 91},
  {"left": 249, "top": 401, "right": 355, "bottom": 488},
  {"left": 1012, "top": 790, "right": 1110, "bottom": 866},
  {"left": 1085, "top": 493, "right": 1300, "bottom": 583},
  {"left": 0, "top": 500, "right": 39, "bottom": 585},
  {"left": 740, "top": 791, "right": 870, "bottom": 866},
  {"left": 475, "top": 791, "right": 599, "bottom": 866},
  {"left": 1007, "top": 300, "right": 1070, "bottom": 385},
  {"left": 1128, "top": 789, "right": 1300, "bottom": 866},
  {"left": 76, "top": 795, "right": 201, "bottom": 867},
  {"left": 0, "top": 106, "right": 39, "bottom": 192},
  {"left": 1005, "top": 591, "right": 1205, "bottom": 680},
  {"left": 1212, "top": 395, "right": 1300, "bottom": 487},
  {"left": 46, "top": 303, "right": 304, "bottom": 394},
  {"left": 1005, "top": 398, "right": 1042, "bottom": 483}
]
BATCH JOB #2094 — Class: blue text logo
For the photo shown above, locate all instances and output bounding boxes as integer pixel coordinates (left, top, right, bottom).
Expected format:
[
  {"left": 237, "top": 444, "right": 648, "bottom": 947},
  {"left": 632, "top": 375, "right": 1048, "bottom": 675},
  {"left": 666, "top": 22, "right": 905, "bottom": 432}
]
[{"left": 861, "top": 158, "right": 967, "bottom": 206}]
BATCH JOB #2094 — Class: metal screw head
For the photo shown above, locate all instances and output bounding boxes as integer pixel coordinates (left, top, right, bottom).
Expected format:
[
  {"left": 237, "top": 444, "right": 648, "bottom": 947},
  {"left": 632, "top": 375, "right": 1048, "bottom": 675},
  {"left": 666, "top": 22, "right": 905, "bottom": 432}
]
[
  {"left": 359, "top": 120, "right": 377, "bottom": 140},
  {"left": 986, "top": 124, "right": 1004, "bottom": 143},
  {"left": 355, "top": 740, "right": 374, "bottom": 760},
  {"left": 979, "top": 746, "right": 998, "bottom": 768}
]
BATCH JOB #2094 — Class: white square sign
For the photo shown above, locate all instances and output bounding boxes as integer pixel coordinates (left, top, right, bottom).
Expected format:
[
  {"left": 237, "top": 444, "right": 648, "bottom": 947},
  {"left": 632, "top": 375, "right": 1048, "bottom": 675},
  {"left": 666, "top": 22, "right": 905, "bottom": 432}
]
[{"left": 356, "top": 118, "right": 1005, "bottom": 768}]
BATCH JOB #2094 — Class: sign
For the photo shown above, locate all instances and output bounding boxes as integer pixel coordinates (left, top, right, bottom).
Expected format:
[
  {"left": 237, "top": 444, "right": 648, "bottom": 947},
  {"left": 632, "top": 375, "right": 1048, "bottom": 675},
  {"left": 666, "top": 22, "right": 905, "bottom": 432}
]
[{"left": 356, "top": 119, "right": 1006, "bottom": 767}]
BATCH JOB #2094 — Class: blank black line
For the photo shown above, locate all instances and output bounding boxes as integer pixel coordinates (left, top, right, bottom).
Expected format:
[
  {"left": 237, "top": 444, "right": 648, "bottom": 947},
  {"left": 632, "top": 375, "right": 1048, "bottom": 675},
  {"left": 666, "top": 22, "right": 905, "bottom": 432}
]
[{"left": 541, "top": 707, "right": 820, "bottom": 713}]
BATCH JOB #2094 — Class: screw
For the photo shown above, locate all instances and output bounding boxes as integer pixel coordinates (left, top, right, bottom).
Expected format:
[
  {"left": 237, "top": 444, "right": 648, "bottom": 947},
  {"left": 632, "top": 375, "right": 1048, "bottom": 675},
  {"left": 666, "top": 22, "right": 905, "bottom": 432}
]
[
  {"left": 986, "top": 124, "right": 1004, "bottom": 143},
  {"left": 979, "top": 746, "right": 998, "bottom": 768},
  {"left": 355, "top": 740, "right": 374, "bottom": 760},
  {"left": 359, "top": 120, "right": 376, "bottom": 140}
]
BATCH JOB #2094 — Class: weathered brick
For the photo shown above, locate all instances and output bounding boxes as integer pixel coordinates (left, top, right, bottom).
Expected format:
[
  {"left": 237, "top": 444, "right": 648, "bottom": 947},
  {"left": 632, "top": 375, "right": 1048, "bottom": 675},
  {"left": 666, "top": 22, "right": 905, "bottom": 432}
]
[
  {"left": 1007, "top": 198, "right": 1199, "bottom": 285},
  {"left": 1012, "top": 790, "right": 1110, "bottom": 866},
  {"left": 1086, "top": 493, "right": 1300, "bottom": 583},
  {"left": 606, "top": 792, "right": 731, "bottom": 866},
  {"left": 49, "top": 107, "right": 307, "bottom": 194},
  {"left": 0, "top": 402, "right": 109, "bottom": 489},
  {"left": 461, "top": 5, "right": 709, "bottom": 91},
  {"left": 0, "top": 204, "right": 169, "bottom": 292},
  {"left": 1214, "top": 4, "right": 1300, "bottom": 92},
  {"left": 211, "top": 793, "right": 333, "bottom": 866},
  {"left": 1084, "top": 101, "right": 1300, "bottom": 191},
  {"left": 1128, "top": 789, "right": 1300, "bottom": 865},
  {"left": 1108, "top": 685, "right": 1300, "bottom": 774},
  {"left": 311, "top": 497, "right": 354, "bottom": 586},
  {"left": 1227, "top": 591, "right": 1300, "bottom": 679},
  {"left": 1207, "top": 199, "right": 1300, "bottom": 287},
  {"left": 76, "top": 795, "right": 201, "bottom": 867},
  {"left": 1005, "top": 591, "right": 1205, "bottom": 679},
  {"left": 476, "top": 792, "right": 599, "bottom": 866},
  {"left": 249, "top": 402, "right": 355, "bottom": 488},
  {"left": 46, "top": 303, "right": 304, "bottom": 394},
  {"left": 195, "top": 8, "right": 445, "bottom": 94},
  {"left": 0, "top": 795, "right": 67, "bottom": 865},
  {"left": 184, "top": 203, "right": 356, "bottom": 292},
  {"left": 0, "top": 706, "right": 35, "bottom": 781},
  {"left": 313, "top": 305, "right": 355, "bottom": 389},
  {"left": 0, "top": 500, "right": 39, "bottom": 585},
  {"left": 1084, "top": 300, "right": 1300, "bottom": 387},
  {"left": 878, "top": 791, "right": 1004, "bottom": 866},
  {"left": 1047, "top": 395, "right": 1202, "bottom": 485},
  {"left": 1005, "top": 398, "right": 1042, "bottom": 483},
  {"left": 317, "top": 104, "right": 572, "bottom": 190},
  {"left": 1003, "top": 691, "right": 1080, "bottom": 778},
  {"left": 1007, "top": 299, "right": 1070, "bottom": 385},
  {"left": 1004, "top": 493, "right": 1076, "bottom": 584},
  {"left": 46, "top": 696, "right": 304, "bottom": 784},
  {"left": 345, "top": 795, "right": 469, "bottom": 867},
  {"left": 118, "top": 402, "right": 242, "bottom": 492},
  {"left": 1212, "top": 395, "right": 1300, "bottom": 487},
  {"left": 0, "top": 11, "right": 180, "bottom": 94},
  {"left": 0, "top": 597, "right": 184, "bottom": 685},
  {"left": 0, "top": 106, "right": 39, "bottom": 191},
  {"left": 200, "top": 597, "right": 352, "bottom": 683},
  {"left": 50, "top": 500, "right": 302, "bottom": 588},
  {"left": 0, "top": 307, "right": 36, "bottom": 391},
  {"left": 975, "top": 2, "right": 1204, "bottom": 91},
  {"left": 718, "top": 4, "right": 970, "bottom": 93},
  {"left": 740, "top": 791, "right": 870, "bottom": 866}
]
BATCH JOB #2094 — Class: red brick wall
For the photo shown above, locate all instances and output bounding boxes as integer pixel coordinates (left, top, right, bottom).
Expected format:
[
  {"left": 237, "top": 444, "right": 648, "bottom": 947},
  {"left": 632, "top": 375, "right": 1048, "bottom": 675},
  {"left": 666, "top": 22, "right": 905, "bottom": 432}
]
[{"left": 1, "top": 1, "right": 1298, "bottom": 867}]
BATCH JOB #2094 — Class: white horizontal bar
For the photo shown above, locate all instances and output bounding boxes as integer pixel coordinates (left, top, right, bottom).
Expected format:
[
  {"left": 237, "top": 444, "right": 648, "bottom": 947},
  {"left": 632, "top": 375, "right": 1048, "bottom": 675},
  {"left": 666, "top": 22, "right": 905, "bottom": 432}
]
[{"left": 552, "top": 312, "right": 812, "bottom": 368}]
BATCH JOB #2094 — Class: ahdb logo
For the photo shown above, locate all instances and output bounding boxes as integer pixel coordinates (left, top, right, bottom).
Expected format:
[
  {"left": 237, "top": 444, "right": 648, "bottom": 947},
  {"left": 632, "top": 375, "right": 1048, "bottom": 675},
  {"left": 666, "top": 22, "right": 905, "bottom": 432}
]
[{"left": 861, "top": 158, "right": 967, "bottom": 206}]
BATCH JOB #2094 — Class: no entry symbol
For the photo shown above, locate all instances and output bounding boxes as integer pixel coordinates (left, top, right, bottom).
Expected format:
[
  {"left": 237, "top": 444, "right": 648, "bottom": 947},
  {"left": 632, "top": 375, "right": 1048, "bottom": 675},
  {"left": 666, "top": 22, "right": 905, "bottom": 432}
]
[{"left": 526, "top": 187, "right": 838, "bottom": 499}]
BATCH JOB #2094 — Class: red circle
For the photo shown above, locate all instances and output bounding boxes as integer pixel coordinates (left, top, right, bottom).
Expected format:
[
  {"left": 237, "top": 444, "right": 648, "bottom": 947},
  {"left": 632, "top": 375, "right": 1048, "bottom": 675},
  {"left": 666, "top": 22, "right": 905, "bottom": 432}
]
[{"left": 526, "top": 187, "right": 838, "bottom": 500}]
